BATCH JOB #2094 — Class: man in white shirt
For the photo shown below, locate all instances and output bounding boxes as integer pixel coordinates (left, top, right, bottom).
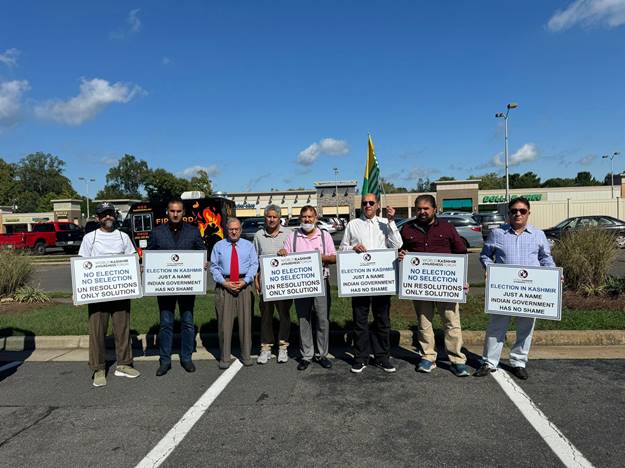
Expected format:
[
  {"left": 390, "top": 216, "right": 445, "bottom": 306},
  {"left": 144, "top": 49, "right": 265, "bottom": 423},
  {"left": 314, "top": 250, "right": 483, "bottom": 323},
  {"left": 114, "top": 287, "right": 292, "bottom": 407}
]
[
  {"left": 78, "top": 202, "right": 140, "bottom": 387},
  {"left": 340, "top": 193, "right": 402, "bottom": 373}
]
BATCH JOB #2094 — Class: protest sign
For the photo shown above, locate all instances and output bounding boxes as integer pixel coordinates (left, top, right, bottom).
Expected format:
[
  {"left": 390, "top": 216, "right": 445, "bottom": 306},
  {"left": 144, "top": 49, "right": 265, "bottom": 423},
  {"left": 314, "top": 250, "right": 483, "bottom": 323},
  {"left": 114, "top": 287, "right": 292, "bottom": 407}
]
[
  {"left": 485, "top": 264, "right": 562, "bottom": 320},
  {"left": 143, "top": 250, "right": 207, "bottom": 296},
  {"left": 260, "top": 251, "right": 324, "bottom": 301},
  {"left": 336, "top": 249, "right": 397, "bottom": 297},
  {"left": 399, "top": 253, "right": 467, "bottom": 303},
  {"left": 71, "top": 254, "right": 142, "bottom": 305}
]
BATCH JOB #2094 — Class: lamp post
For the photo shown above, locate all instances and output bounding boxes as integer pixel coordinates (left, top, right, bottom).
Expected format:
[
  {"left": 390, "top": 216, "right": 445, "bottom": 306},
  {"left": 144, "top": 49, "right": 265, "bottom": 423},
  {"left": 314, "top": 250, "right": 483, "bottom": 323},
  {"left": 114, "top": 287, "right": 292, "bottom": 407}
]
[
  {"left": 78, "top": 177, "right": 96, "bottom": 219},
  {"left": 333, "top": 167, "right": 339, "bottom": 218},
  {"left": 495, "top": 102, "right": 518, "bottom": 202},
  {"left": 602, "top": 152, "right": 621, "bottom": 199}
]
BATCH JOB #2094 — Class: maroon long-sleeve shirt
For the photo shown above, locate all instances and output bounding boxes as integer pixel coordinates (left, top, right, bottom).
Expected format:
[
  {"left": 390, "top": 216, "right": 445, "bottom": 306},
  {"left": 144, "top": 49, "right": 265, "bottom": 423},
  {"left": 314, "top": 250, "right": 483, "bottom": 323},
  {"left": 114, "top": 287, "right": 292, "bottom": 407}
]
[{"left": 400, "top": 218, "right": 467, "bottom": 254}]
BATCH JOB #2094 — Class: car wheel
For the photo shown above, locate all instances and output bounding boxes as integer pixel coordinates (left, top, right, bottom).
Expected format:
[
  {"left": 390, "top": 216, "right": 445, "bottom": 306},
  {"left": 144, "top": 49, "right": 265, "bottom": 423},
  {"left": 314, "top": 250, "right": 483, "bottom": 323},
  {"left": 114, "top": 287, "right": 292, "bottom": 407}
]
[
  {"left": 34, "top": 241, "right": 46, "bottom": 255},
  {"left": 616, "top": 234, "right": 625, "bottom": 249}
]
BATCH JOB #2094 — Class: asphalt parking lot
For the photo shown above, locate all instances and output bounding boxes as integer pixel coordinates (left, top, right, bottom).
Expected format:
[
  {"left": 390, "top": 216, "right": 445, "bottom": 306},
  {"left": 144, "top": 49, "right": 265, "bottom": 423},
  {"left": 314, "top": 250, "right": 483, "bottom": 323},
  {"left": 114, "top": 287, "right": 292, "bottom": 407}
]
[{"left": 1, "top": 357, "right": 623, "bottom": 467}]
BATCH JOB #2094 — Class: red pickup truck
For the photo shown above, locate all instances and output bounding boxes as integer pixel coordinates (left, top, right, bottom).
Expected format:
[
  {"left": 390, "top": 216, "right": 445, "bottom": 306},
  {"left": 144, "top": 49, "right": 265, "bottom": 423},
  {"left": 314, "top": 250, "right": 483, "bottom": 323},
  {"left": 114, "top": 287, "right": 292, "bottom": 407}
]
[{"left": 0, "top": 221, "right": 84, "bottom": 255}]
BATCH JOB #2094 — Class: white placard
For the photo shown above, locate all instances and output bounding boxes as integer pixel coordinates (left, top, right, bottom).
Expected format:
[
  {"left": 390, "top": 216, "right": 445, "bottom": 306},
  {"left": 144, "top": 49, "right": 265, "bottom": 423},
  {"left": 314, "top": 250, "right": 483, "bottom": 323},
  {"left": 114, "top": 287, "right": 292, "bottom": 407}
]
[
  {"left": 71, "top": 254, "right": 142, "bottom": 305},
  {"left": 485, "top": 264, "right": 562, "bottom": 320},
  {"left": 260, "top": 251, "right": 325, "bottom": 302},
  {"left": 399, "top": 253, "right": 468, "bottom": 303},
  {"left": 336, "top": 249, "right": 397, "bottom": 297},
  {"left": 143, "top": 250, "right": 207, "bottom": 296}
]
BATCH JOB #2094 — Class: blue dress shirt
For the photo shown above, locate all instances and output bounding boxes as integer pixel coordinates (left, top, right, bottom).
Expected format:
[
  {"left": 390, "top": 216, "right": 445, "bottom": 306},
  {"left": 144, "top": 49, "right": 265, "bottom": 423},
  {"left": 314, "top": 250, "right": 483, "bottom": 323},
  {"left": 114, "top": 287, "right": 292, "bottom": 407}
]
[
  {"left": 210, "top": 238, "right": 259, "bottom": 285},
  {"left": 480, "top": 223, "right": 556, "bottom": 268}
]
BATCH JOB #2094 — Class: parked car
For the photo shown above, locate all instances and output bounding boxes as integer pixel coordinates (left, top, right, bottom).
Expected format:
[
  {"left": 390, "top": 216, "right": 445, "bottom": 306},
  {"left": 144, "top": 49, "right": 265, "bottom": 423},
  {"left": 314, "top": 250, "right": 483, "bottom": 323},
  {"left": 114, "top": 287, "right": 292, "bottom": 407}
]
[
  {"left": 0, "top": 221, "right": 84, "bottom": 255},
  {"left": 317, "top": 217, "right": 338, "bottom": 233},
  {"left": 473, "top": 212, "right": 506, "bottom": 239},
  {"left": 397, "top": 216, "right": 483, "bottom": 249},
  {"left": 240, "top": 217, "right": 265, "bottom": 241},
  {"left": 543, "top": 215, "right": 625, "bottom": 248}
]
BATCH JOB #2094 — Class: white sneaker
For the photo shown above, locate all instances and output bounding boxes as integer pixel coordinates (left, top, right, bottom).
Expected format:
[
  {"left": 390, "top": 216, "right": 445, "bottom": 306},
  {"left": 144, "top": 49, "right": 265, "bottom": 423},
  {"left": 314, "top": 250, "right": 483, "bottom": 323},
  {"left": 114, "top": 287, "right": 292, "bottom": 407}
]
[
  {"left": 257, "top": 349, "right": 272, "bottom": 364},
  {"left": 277, "top": 348, "right": 288, "bottom": 363}
]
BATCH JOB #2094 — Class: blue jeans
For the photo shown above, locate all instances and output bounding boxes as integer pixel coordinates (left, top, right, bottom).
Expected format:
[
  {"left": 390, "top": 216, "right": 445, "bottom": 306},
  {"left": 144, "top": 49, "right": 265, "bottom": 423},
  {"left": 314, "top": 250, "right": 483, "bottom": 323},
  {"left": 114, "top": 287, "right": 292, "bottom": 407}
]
[{"left": 157, "top": 296, "right": 196, "bottom": 365}]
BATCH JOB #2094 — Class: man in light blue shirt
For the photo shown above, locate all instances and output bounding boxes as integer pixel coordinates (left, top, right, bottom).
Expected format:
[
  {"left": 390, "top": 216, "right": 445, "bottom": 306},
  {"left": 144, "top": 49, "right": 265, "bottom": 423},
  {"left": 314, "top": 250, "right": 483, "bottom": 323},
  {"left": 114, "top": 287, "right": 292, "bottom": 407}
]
[
  {"left": 475, "top": 197, "right": 556, "bottom": 380},
  {"left": 210, "top": 217, "right": 258, "bottom": 369}
]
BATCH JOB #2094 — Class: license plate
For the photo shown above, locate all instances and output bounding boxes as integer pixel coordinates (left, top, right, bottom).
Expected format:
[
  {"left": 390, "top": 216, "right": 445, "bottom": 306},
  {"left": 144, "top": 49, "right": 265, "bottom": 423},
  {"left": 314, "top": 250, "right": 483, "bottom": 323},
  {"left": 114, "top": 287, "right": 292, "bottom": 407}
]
[
  {"left": 487, "top": 224, "right": 500, "bottom": 229},
  {"left": 67, "top": 241, "right": 74, "bottom": 245}
]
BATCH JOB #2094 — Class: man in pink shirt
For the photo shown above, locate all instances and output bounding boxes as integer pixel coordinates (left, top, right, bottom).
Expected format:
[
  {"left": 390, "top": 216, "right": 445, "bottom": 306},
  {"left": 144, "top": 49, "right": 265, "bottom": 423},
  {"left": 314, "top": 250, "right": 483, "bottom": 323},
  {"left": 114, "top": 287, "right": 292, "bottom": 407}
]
[{"left": 278, "top": 205, "right": 336, "bottom": 371}]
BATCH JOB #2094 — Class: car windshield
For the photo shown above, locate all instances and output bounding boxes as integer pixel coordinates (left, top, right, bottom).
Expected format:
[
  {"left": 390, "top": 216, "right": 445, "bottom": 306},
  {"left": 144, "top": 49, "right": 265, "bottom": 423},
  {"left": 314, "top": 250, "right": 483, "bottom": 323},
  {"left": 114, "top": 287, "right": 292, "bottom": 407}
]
[{"left": 553, "top": 218, "right": 572, "bottom": 229}]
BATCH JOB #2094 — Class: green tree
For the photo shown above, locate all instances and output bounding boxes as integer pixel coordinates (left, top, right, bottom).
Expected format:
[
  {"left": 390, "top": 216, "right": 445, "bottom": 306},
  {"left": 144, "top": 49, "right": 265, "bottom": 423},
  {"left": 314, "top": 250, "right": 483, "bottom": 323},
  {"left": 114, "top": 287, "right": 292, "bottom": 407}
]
[
  {"left": 437, "top": 176, "right": 456, "bottom": 181},
  {"left": 188, "top": 169, "right": 213, "bottom": 195},
  {"left": 0, "top": 158, "right": 18, "bottom": 206},
  {"left": 469, "top": 172, "right": 504, "bottom": 190},
  {"left": 381, "top": 177, "right": 408, "bottom": 193},
  {"left": 144, "top": 169, "right": 192, "bottom": 206},
  {"left": 574, "top": 171, "right": 601, "bottom": 186},
  {"left": 511, "top": 171, "right": 541, "bottom": 189},
  {"left": 416, "top": 177, "right": 432, "bottom": 192},
  {"left": 541, "top": 177, "right": 575, "bottom": 188},
  {"left": 102, "top": 154, "right": 149, "bottom": 198},
  {"left": 95, "top": 185, "right": 129, "bottom": 201},
  {"left": 15, "top": 152, "right": 76, "bottom": 198}
]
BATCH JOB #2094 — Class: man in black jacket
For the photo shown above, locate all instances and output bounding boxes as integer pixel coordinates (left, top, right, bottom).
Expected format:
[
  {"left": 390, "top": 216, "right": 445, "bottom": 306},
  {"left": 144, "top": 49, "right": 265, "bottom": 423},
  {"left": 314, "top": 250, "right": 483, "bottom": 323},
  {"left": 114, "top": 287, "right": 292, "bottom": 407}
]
[{"left": 147, "top": 199, "right": 207, "bottom": 376}]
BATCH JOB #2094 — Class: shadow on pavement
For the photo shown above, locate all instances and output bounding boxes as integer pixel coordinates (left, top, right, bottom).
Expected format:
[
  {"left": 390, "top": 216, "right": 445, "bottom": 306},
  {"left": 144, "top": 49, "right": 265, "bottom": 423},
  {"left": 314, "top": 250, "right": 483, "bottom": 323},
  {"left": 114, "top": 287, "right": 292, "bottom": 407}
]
[{"left": 0, "top": 327, "right": 35, "bottom": 382}]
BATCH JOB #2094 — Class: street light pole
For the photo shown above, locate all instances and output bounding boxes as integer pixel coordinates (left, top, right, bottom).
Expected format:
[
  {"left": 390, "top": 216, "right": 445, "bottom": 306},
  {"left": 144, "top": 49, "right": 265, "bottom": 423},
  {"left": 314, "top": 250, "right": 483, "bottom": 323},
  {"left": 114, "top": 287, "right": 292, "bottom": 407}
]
[
  {"left": 602, "top": 152, "right": 621, "bottom": 199},
  {"left": 333, "top": 167, "right": 339, "bottom": 218},
  {"left": 495, "top": 102, "right": 518, "bottom": 203},
  {"left": 78, "top": 177, "right": 96, "bottom": 219}
]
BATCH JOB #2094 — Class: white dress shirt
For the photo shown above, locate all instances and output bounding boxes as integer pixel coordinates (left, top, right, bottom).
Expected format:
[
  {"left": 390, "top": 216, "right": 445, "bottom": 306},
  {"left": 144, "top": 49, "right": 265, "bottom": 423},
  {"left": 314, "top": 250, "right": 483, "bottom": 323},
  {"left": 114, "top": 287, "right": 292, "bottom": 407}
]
[{"left": 339, "top": 216, "right": 403, "bottom": 251}]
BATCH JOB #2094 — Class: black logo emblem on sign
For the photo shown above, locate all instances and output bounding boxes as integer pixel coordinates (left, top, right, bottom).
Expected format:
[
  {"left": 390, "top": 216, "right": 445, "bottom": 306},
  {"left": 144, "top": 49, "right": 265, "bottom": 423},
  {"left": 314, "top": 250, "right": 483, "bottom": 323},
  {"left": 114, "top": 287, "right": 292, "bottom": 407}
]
[
  {"left": 363, "top": 253, "right": 371, "bottom": 262},
  {"left": 83, "top": 261, "right": 93, "bottom": 270},
  {"left": 518, "top": 269, "right": 529, "bottom": 279},
  {"left": 270, "top": 259, "right": 279, "bottom": 267},
  {"left": 411, "top": 257, "right": 420, "bottom": 266},
  {"left": 171, "top": 254, "right": 180, "bottom": 262}
]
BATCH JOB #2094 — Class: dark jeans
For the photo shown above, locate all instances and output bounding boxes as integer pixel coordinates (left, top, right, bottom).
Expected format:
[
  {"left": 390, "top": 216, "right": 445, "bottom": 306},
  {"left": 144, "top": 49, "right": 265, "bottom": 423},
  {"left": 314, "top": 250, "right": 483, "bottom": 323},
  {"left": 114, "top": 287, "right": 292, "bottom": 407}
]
[
  {"left": 157, "top": 295, "right": 196, "bottom": 365},
  {"left": 352, "top": 295, "right": 391, "bottom": 363}
]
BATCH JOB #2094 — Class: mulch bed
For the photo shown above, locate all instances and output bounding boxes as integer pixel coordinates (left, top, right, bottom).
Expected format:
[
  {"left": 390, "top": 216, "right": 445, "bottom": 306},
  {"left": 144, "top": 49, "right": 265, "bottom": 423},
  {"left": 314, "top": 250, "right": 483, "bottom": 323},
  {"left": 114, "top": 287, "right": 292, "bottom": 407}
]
[{"left": 562, "top": 291, "right": 625, "bottom": 310}]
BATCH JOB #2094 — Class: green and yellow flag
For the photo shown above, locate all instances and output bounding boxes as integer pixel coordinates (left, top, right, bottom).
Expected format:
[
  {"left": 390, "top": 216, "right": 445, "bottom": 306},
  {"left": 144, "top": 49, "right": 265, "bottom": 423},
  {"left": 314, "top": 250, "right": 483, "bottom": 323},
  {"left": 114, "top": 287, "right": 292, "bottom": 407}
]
[{"left": 361, "top": 134, "right": 381, "bottom": 197}]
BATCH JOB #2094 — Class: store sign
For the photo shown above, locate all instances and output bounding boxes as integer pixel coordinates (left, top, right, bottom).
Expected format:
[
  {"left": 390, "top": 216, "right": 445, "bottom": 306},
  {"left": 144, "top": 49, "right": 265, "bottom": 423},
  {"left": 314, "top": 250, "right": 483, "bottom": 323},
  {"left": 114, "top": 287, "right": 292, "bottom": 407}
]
[
  {"left": 482, "top": 194, "right": 542, "bottom": 203},
  {"left": 236, "top": 203, "right": 256, "bottom": 209}
]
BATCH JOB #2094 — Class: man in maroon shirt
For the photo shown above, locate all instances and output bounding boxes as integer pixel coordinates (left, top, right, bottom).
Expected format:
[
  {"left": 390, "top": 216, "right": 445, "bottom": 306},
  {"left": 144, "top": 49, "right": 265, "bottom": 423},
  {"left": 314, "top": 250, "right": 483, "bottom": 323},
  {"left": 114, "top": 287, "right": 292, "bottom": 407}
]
[{"left": 399, "top": 195, "right": 470, "bottom": 377}]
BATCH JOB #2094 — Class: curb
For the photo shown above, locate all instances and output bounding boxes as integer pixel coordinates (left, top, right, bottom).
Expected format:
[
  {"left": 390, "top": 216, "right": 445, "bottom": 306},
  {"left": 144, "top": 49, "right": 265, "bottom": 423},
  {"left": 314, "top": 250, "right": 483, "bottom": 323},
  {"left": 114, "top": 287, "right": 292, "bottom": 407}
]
[{"left": 2, "top": 330, "right": 625, "bottom": 352}]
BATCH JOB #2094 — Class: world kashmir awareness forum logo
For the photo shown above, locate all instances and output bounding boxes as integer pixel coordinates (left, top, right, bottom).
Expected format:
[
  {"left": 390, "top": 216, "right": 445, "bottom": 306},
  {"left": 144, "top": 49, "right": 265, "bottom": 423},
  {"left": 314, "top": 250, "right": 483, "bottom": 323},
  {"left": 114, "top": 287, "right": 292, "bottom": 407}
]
[
  {"left": 170, "top": 254, "right": 180, "bottom": 262},
  {"left": 83, "top": 261, "right": 93, "bottom": 270},
  {"left": 518, "top": 269, "right": 529, "bottom": 279},
  {"left": 270, "top": 259, "right": 280, "bottom": 267},
  {"left": 363, "top": 253, "right": 372, "bottom": 262},
  {"left": 411, "top": 257, "right": 421, "bottom": 267}
]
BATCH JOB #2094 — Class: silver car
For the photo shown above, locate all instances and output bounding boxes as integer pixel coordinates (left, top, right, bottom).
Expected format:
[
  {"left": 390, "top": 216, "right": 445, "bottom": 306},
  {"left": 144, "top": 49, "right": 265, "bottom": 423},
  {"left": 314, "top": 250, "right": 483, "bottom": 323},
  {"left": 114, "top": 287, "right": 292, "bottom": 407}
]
[{"left": 398, "top": 216, "right": 484, "bottom": 249}]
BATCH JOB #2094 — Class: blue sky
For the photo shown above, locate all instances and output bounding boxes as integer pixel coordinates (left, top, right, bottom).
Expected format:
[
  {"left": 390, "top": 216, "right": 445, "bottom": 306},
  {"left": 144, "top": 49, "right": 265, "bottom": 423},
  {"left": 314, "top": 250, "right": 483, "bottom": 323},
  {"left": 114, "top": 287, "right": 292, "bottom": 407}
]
[{"left": 1, "top": 0, "right": 625, "bottom": 195}]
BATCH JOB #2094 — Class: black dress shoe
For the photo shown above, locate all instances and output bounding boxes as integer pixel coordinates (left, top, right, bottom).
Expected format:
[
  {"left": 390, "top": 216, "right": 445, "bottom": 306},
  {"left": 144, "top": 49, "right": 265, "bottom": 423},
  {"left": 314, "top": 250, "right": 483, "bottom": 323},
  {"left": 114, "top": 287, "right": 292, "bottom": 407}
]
[
  {"left": 181, "top": 361, "right": 196, "bottom": 373},
  {"left": 473, "top": 363, "right": 495, "bottom": 377},
  {"left": 156, "top": 363, "right": 171, "bottom": 377},
  {"left": 313, "top": 356, "right": 332, "bottom": 369},
  {"left": 511, "top": 366, "right": 529, "bottom": 380},
  {"left": 297, "top": 360, "right": 310, "bottom": 371}
]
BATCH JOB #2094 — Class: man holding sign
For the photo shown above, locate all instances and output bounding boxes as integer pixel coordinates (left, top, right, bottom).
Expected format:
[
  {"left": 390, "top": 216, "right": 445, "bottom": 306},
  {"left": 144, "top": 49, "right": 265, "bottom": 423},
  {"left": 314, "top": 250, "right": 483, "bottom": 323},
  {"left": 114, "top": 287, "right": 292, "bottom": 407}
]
[
  {"left": 147, "top": 198, "right": 207, "bottom": 377},
  {"left": 278, "top": 205, "right": 336, "bottom": 371},
  {"left": 78, "top": 202, "right": 140, "bottom": 387},
  {"left": 340, "top": 193, "right": 402, "bottom": 374},
  {"left": 475, "top": 197, "right": 555, "bottom": 380},
  {"left": 399, "top": 195, "right": 470, "bottom": 377}
]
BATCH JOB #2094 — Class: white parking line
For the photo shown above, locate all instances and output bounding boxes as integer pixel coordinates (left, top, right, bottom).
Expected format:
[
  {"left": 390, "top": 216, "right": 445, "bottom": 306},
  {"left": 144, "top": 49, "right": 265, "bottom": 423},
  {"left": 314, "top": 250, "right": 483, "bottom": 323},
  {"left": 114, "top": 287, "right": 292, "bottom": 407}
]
[
  {"left": 135, "top": 359, "right": 243, "bottom": 468},
  {"left": 492, "top": 370, "right": 595, "bottom": 468},
  {"left": 0, "top": 361, "right": 21, "bottom": 373}
]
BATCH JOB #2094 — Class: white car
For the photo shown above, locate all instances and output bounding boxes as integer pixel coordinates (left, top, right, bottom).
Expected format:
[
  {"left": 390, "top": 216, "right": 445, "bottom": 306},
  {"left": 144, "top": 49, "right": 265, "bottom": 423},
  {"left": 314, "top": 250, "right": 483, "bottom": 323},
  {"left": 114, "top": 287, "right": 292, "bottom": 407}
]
[{"left": 316, "top": 219, "right": 337, "bottom": 234}]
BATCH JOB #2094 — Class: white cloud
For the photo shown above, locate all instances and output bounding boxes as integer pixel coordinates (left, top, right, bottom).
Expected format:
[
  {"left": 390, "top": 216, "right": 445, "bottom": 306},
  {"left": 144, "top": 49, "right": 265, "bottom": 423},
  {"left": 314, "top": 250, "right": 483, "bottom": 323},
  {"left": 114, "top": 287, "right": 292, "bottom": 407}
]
[
  {"left": 0, "top": 48, "right": 20, "bottom": 68},
  {"left": 100, "top": 156, "right": 119, "bottom": 166},
  {"left": 577, "top": 154, "right": 597, "bottom": 165},
  {"left": 297, "top": 137, "right": 349, "bottom": 165},
  {"left": 492, "top": 143, "right": 539, "bottom": 167},
  {"left": 178, "top": 164, "right": 219, "bottom": 178},
  {"left": 34, "top": 78, "right": 144, "bottom": 125},
  {"left": 0, "top": 80, "right": 29, "bottom": 129},
  {"left": 547, "top": 0, "right": 625, "bottom": 31},
  {"left": 110, "top": 9, "right": 142, "bottom": 39},
  {"left": 162, "top": 56, "right": 172, "bottom": 65}
]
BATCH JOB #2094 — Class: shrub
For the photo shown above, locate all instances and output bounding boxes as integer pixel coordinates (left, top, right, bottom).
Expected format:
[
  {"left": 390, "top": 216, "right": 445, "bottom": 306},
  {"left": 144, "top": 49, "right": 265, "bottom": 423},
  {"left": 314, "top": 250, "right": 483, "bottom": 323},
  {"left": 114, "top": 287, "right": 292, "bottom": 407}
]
[
  {"left": 0, "top": 251, "right": 33, "bottom": 298},
  {"left": 603, "top": 276, "right": 625, "bottom": 296},
  {"left": 13, "top": 286, "right": 50, "bottom": 303},
  {"left": 552, "top": 228, "right": 617, "bottom": 294}
]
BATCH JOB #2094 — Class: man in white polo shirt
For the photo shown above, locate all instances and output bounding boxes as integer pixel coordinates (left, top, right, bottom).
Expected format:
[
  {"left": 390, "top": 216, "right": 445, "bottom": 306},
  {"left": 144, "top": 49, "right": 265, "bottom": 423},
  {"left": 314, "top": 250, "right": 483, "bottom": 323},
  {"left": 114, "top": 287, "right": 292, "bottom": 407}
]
[{"left": 78, "top": 202, "right": 140, "bottom": 387}]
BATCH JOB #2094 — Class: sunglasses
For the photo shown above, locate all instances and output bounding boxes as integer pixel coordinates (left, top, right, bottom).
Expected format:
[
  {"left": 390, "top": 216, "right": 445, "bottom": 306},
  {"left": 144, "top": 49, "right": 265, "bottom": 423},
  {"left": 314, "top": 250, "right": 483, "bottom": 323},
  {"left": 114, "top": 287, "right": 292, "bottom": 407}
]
[
  {"left": 362, "top": 201, "right": 376, "bottom": 206},
  {"left": 510, "top": 208, "right": 528, "bottom": 215}
]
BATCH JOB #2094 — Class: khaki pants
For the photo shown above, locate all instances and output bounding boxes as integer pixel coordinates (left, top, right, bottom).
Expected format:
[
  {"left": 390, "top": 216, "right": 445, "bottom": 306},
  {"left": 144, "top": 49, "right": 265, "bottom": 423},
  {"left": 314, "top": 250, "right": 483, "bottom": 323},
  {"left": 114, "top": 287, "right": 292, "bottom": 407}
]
[
  {"left": 88, "top": 299, "right": 132, "bottom": 371},
  {"left": 412, "top": 301, "right": 466, "bottom": 364},
  {"left": 215, "top": 284, "right": 253, "bottom": 363}
]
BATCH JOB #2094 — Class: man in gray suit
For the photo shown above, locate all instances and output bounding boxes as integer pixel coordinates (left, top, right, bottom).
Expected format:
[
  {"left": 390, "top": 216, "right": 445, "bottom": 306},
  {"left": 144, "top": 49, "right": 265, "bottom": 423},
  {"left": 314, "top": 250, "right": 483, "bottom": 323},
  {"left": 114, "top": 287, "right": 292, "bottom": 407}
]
[{"left": 146, "top": 198, "right": 206, "bottom": 376}]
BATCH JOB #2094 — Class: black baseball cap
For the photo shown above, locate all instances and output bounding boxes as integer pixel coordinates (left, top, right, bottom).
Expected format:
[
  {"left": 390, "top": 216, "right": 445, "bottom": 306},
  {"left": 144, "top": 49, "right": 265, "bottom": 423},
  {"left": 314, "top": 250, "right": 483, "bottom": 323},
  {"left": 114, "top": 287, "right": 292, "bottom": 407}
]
[{"left": 95, "top": 202, "right": 116, "bottom": 215}]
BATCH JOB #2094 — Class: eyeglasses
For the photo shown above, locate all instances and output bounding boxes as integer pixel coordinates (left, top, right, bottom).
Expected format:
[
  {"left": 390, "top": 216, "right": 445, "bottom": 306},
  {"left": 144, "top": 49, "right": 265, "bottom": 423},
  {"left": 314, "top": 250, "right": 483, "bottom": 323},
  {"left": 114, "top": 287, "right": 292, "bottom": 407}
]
[
  {"left": 510, "top": 208, "right": 528, "bottom": 215},
  {"left": 362, "top": 201, "right": 376, "bottom": 206}
]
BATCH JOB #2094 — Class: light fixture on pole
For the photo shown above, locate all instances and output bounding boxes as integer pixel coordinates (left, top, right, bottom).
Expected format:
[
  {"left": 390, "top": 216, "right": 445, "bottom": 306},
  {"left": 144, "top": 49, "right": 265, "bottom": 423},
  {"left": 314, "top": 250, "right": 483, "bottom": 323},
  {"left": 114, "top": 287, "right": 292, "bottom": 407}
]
[
  {"left": 333, "top": 167, "right": 339, "bottom": 218},
  {"left": 78, "top": 177, "right": 96, "bottom": 219},
  {"left": 602, "top": 151, "right": 621, "bottom": 199},
  {"left": 495, "top": 102, "right": 519, "bottom": 203}
]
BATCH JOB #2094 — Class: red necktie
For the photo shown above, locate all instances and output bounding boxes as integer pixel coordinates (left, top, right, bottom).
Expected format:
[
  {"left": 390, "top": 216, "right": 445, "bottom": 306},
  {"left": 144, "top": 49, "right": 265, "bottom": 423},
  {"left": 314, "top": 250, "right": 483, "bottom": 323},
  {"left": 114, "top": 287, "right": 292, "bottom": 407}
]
[{"left": 230, "top": 243, "right": 240, "bottom": 282}]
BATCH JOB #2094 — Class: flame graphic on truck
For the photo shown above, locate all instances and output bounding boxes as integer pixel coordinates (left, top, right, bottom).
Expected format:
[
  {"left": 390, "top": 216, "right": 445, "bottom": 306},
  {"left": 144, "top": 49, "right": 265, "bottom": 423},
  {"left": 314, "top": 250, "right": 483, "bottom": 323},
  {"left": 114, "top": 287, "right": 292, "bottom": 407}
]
[{"left": 197, "top": 206, "right": 224, "bottom": 239}]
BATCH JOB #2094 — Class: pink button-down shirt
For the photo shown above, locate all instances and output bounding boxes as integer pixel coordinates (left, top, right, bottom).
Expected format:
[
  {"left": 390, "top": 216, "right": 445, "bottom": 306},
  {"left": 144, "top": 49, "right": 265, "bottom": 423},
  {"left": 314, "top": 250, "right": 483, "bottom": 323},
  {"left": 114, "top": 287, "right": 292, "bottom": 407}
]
[{"left": 283, "top": 228, "right": 336, "bottom": 278}]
